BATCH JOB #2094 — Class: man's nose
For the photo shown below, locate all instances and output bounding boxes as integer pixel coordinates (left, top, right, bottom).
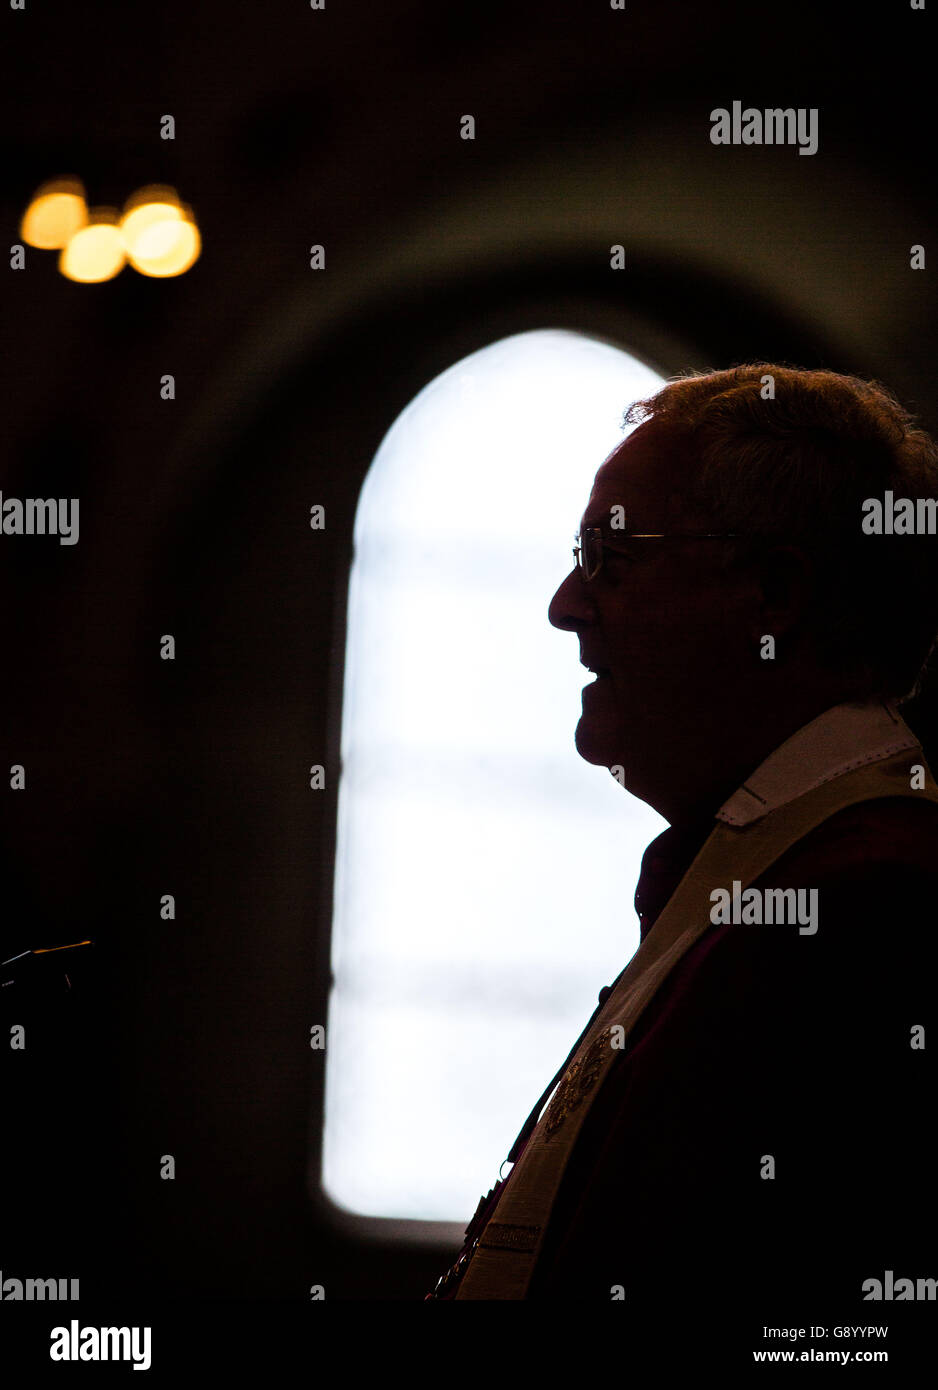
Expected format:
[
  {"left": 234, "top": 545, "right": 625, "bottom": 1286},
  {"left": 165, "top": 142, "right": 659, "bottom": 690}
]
[{"left": 548, "top": 567, "right": 594, "bottom": 631}]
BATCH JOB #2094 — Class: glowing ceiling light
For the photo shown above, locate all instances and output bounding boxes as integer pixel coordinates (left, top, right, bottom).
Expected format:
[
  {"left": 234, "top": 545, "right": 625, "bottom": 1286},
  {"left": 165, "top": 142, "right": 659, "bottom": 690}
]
[
  {"left": 128, "top": 214, "right": 200, "bottom": 277},
  {"left": 121, "top": 185, "right": 201, "bottom": 277},
  {"left": 121, "top": 184, "right": 181, "bottom": 248},
  {"left": 58, "top": 207, "right": 125, "bottom": 283},
  {"left": 130, "top": 216, "right": 200, "bottom": 277},
  {"left": 21, "top": 178, "right": 88, "bottom": 249}
]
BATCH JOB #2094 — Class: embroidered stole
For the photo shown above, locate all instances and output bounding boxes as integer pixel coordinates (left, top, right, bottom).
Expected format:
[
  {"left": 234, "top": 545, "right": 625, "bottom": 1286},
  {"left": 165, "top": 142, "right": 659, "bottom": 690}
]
[{"left": 454, "top": 744, "right": 938, "bottom": 1298}]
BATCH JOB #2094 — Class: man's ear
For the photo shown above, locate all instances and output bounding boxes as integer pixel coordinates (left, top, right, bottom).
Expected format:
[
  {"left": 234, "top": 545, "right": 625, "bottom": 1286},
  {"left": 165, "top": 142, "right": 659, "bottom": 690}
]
[{"left": 750, "top": 544, "right": 816, "bottom": 643}]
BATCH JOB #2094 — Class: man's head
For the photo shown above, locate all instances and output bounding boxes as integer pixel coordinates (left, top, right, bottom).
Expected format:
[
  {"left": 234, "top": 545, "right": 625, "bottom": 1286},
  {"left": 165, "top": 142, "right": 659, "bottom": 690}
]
[{"left": 548, "top": 364, "right": 938, "bottom": 821}]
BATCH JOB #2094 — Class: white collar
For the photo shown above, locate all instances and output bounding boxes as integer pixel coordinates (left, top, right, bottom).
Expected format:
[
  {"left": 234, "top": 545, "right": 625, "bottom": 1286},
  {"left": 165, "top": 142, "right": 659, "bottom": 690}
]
[{"left": 716, "top": 698, "right": 920, "bottom": 827}]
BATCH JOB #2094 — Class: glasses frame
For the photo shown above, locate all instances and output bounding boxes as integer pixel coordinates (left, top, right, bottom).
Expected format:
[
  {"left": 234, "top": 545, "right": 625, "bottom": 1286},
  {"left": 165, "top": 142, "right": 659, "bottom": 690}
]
[{"left": 572, "top": 526, "right": 742, "bottom": 581}]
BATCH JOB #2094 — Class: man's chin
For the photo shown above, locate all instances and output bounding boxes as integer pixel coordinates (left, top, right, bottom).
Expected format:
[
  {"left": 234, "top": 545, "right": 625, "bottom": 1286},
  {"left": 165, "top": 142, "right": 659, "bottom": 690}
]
[{"left": 574, "top": 717, "right": 622, "bottom": 769}]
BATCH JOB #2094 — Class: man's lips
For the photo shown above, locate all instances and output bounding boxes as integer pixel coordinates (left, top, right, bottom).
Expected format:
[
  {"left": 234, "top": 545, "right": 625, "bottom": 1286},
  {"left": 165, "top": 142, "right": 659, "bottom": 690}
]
[{"left": 581, "top": 659, "right": 612, "bottom": 678}]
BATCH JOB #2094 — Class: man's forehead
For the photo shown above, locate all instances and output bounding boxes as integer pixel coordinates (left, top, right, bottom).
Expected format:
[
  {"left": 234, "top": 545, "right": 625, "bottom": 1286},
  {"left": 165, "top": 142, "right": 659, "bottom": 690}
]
[{"left": 579, "top": 421, "right": 689, "bottom": 531}]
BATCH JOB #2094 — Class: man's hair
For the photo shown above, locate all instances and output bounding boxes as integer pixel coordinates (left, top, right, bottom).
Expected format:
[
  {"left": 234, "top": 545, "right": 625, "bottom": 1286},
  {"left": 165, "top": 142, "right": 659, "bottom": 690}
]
[{"left": 624, "top": 363, "right": 938, "bottom": 701}]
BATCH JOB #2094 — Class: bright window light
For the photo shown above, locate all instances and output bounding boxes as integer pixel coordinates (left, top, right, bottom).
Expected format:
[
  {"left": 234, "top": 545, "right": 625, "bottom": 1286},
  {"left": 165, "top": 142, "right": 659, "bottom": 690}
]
[{"left": 322, "top": 329, "right": 667, "bottom": 1222}]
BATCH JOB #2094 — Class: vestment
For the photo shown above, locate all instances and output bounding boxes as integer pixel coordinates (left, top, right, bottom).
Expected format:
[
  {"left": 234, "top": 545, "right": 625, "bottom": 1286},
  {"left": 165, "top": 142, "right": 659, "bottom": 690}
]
[{"left": 429, "top": 699, "right": 938, "bottom": 1306}]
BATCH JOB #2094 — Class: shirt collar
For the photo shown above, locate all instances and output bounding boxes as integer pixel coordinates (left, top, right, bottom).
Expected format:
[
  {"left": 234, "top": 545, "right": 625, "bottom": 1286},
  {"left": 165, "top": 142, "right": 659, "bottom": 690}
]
[
  {"left": 634, "top": 817, "right": 715, "bottom": 939},
  {"left": 632, "top": 697, "right": 920, "bottom": 939}
]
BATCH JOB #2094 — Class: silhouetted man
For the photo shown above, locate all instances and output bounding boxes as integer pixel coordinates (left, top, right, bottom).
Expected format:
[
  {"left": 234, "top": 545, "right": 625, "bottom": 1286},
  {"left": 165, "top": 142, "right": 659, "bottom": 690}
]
[{"left": 428, "top": 365, "right": 938, "bottom": 1318}]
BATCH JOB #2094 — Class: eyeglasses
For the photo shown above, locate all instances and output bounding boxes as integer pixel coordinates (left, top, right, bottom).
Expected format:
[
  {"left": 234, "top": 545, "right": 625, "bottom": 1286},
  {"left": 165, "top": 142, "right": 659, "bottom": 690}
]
[{"left": 572, "top": 526, "right": 741, "bottom": 581}]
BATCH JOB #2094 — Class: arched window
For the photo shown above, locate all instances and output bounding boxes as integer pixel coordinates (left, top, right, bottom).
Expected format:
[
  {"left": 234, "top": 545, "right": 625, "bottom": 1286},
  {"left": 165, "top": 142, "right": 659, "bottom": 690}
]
[{"left": 322, "top": 329, "right": 667, "bottom": 1225}]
